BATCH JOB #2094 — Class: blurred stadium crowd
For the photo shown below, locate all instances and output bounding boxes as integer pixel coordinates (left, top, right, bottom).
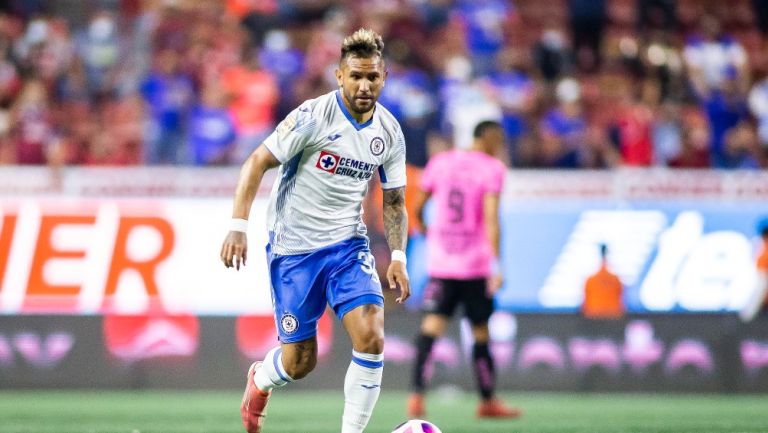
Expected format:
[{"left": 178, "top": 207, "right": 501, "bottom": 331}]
[{"left": 0, "top": 0, "right": 767, "bottom": 169}]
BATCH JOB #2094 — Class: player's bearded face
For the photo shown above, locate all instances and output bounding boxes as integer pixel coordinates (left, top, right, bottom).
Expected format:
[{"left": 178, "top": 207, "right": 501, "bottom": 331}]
[{"left": 336, "top": 56, "right": 386, "bottom": 114}]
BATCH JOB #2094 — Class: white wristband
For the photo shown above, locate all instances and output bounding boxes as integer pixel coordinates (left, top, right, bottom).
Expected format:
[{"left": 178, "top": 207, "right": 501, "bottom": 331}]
[
  {"left": 391, "top": 249, "right": 407, "bottom": 264},
  {"left": 230, "top": 218, "right": 249, "bottom": 233}
]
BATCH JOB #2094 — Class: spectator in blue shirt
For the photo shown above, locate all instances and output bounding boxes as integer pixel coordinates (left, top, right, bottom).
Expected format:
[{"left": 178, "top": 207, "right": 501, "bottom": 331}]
[
  {"left": 380, "top": 55, "right": 437, "bottom": 167},
  {"left": 454, "top": 0, "right": 513, "bottom": 76},
  {"left": 140, "top": 48, "right": 194, "bottom": 164},
  {"left": 702, "top": 73, "right": 749, "bottom": 167},
  {"left": 538, "top": 78, "right": 586, "bottom": 168},
  {"left": 189, "top": 81, "right": 237, "bottom": 166},
  {"left": 489, "top": 48, "right": 536, "bottom": 164}
]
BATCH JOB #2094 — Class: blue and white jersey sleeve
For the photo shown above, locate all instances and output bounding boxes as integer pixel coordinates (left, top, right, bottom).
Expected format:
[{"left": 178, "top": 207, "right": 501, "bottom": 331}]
[
  {"left": 263, "top": 104, "right": 318, "bottom": 163},
  {"left": 379, "top": 125, "right": 406, "bottom": 190}
]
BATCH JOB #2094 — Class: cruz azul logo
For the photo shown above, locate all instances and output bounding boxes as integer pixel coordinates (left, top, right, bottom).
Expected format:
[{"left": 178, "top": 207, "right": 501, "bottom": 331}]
[
  {"left": 370, "top": 137, "right": 385, "bottom": 156},
  {"left": 316, "top": 151, "right": 340, "bottom": 173},
  {"left": 315, "top": 151, "right": 376, "bottom": 181}
]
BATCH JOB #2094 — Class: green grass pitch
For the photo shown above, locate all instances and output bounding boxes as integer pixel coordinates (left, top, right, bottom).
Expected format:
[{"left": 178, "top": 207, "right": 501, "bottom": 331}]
[{"left": 2, "top": 390, "right": 768, "bottom": 433}]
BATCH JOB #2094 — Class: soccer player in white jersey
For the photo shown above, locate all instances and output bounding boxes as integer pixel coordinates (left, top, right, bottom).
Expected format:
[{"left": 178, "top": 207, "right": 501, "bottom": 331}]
[{"left": 220, "top": 29, "right": 410, "bottom": 433}]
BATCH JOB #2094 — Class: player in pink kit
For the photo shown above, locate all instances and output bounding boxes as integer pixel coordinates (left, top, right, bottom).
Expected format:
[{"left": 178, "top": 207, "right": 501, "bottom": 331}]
[{"left": 407, "top": 120, "right": 521, "bottom": 419}]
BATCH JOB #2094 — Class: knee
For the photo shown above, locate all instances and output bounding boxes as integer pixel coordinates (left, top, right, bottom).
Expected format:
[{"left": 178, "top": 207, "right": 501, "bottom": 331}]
[
  {"left": 421, "top": 314, "right": 447, "bottom": 337},
  {"left": 356, "top": 329, "right": 385, "bottom": 354},
  {"left": 471, "top": 324, "right": 490, "bottom": 343},
  {"left": 282, "top": 349, "right": 317, "bottom": 380}
]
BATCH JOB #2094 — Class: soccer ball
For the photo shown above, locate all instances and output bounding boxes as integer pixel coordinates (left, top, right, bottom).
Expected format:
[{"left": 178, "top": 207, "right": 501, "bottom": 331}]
[{"left": 391, "top": 419, "right": 443, "bottom": 433}]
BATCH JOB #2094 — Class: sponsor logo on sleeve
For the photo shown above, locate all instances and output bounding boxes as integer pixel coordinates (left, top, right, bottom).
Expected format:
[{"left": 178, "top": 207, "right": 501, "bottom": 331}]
[{"left": 276, "top": 115, "right": 297, "bottom": 138}]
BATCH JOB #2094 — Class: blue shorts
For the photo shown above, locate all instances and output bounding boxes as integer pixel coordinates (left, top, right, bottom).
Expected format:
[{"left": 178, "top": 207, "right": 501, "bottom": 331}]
[{"left": 266, "top": 236, "right": 384, "bottom": 343}]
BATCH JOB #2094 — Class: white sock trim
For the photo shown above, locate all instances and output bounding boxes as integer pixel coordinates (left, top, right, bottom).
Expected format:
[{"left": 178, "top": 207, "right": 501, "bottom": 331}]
[
  {"left": 253, "top": 346, "right": 294, "bottom": 392},
  {"left": 351, "top": 350, "right": 383, "bottom": 368},
  {"left": 271, "top": 347, "right": 294, "bottom": 383}
]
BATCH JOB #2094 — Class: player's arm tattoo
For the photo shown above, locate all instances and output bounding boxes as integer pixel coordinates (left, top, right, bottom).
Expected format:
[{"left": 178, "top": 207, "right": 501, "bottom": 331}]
[{"left": 382, "top": 187, "right": 408, "bottom": 251}]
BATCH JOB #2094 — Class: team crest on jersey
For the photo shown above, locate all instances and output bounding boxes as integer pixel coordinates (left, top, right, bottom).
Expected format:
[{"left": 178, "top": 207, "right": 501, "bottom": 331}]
[
  {"left": 280, "top": 313, "right": 299, "bottom": 334},
  {"left": 316, "top": 151, "right": 340, "bottom": 173},
  {"left": 370, "top": 137, "right": 385, "bottom": 156}
]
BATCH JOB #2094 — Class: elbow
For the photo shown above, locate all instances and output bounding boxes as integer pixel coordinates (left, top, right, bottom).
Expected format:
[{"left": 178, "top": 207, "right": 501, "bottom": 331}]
[
  {"left": 245, "top": 147, "right": 275, "bottom": 175},
  {"left": 247, "top": 150, "right": 268, "bottom": 170}
]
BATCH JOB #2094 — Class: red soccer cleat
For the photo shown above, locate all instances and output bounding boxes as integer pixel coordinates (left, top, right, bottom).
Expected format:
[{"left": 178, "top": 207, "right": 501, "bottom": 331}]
[
  {"left": 406, "top": 393, "right": 425, "bottom": 418},
  {"left": 241, "top": 361, "right": 271, "bottom": 433},
  {"left": 476, "top": 399, "right": 523, "bottom": 419}
]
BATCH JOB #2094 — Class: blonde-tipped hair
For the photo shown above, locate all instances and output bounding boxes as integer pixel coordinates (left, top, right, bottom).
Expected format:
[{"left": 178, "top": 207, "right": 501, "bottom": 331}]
[{"left": 340, "top": 28, "right": 384, "bottom": 61}]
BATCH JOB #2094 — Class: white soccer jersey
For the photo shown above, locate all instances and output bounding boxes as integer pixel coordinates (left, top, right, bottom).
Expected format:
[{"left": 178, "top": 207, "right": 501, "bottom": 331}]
[{"left": 262, "top": 90, "right": 407, "bottom": 255}]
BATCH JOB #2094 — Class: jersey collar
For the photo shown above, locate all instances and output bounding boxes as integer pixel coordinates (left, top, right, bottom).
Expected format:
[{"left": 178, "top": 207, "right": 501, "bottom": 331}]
[{"left": 335, "top": 90, "right": 375, "bottom": 131}]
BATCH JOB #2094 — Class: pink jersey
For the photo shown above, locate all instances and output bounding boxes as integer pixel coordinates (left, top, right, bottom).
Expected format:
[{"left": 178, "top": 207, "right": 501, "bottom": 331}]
[{"left": 420, "top": 150, "right": 505, "bottom": 279}]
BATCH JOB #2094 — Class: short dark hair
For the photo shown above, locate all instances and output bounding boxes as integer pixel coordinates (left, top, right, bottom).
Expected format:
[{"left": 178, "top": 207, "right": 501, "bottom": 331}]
[
  {"left": 473, "top": 120, "right": 503, "bottom": 138},
  {"left": 340, "top": 29, "right": 384, "bottom": 62}
]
